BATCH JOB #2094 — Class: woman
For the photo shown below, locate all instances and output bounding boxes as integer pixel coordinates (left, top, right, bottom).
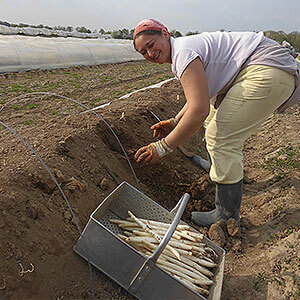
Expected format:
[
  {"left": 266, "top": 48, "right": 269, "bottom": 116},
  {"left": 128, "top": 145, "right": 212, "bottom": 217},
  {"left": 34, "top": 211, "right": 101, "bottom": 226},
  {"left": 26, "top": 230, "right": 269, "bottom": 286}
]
[{"left": 133, "top": 19, "right": 299, "bottom": 228}]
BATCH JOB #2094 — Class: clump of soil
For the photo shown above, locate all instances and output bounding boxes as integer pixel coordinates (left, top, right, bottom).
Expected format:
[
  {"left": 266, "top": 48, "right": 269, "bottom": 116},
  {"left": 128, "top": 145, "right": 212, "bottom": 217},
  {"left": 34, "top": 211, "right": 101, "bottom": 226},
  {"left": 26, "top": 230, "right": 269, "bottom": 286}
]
[{"left": 0, "top": 61, "right": 299, "bottom": 300}]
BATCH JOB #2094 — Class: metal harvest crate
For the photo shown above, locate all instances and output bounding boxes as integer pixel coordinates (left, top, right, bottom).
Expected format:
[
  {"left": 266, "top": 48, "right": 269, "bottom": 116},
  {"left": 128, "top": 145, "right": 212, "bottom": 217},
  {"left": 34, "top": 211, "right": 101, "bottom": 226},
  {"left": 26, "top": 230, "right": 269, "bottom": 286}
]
[{"left": 74, "top": 182, "right": 225, "bottom": 300}]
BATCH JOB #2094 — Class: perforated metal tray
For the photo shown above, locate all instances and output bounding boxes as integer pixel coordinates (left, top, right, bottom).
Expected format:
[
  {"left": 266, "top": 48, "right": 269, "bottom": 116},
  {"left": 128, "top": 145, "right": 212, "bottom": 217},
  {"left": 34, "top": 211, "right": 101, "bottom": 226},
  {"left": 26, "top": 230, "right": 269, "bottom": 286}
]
[{"left": 74, "top": 181, "right": 225, "bottom": 300}]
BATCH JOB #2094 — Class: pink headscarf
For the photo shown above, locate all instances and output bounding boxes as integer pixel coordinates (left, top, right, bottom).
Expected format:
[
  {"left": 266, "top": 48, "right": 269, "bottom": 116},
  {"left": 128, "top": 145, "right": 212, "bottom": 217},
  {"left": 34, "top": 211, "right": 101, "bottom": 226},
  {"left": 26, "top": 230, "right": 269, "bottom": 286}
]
[{"left": 133, "top": 19, "right": 170, "bottom": 40}]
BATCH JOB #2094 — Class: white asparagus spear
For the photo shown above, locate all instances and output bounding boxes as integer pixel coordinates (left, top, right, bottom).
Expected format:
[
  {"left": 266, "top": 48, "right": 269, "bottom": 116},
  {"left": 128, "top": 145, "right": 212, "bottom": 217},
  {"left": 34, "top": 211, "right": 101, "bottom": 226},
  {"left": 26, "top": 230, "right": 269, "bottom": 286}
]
[
  {"left": 143, "top": 246, "right": 211, "bottom": 289},
  {"left": 128, "top": 211, "right": 182, "bottom": 261},
  {"left": 174, "top": 275, "right": 209, "bottom": 297},
  {"left": 132, "top": 227, "right": 182, "bottom": 240},
  {"left": 126, "top": 217, "right": 190, "bottom": 230},
  {"left": 118, "top": 235, "right": 147, "bottom": 254},
  {"left": 186, "top": 255, "right": 217, "bottom": 268},
  {"left": 156, "top": 261, "right": 213, "bottom": 286},
  {"left": 126, "top": 235, "right": 192, "bottom": 251},
  {"left": 193, "top": 253, "right": 215, "bottom": 263},
  {"left": 142, "top": 240, "right": 193, "bottom": 257},
  {"left": 161, "top": 253, "right": 214, "bottom": 278},
  {"left": 119, "top": 224, "right": 215, "bottom": 267},
  {"left": 113, "top": 219, "right": 206, "bottom": 245},
  {"left": 183, "top": 258, "right": 214, "bottom": 278},
  {"left": 181, "top": 239, "right": 207, "bottom": 248},
  {"left": 117, "top": 234, "right": 128, "bottom": 240},
  {"left": 120, "top": 223, "right": 182, "bottom": 240},
  {"left": 132, "top": 230, "right": 193, "bottom": 250},
  {"left": 174, "top": 230, "right": 197, "bottom": 242},
  {"left": 116, "top": 215, "right": 217, "bottom": 291},
  {"left": 136, "top": 247, "right": 214, "bottom": 284},
  {"left": 182, "top": 230, "right": 204, "bottom": 240},
  {"left": 159, "top": 248, "right": 216, "bottom": 268},
  {"left": 204, "top": 247, "right": 217, "bottom": 258},
  {"left": 125, "top": 218, "right": 199, "bottom": 241},
  {"left": 190, "top": 246, "right": 209, "bottom": 255},
  {"left": 120, "top": 232, "right": 215, "bottom": 293},
  {"left": 123, "top": 231, "right": 135, "bottom": 237},
  {"left": 160, "top": 250, "right": 214, "bottom": 275},
  {"left": 112, "top": 218, "right": 205, "bottom": 243},
  {"left": 161, "top": 254, "right": 212, "bottom": 281},
  {"left": 130, "top": 225, "right": 206, "bottom": 249},
  {"left": 132, "top": 229, "right": 182, "bottom": 240}
]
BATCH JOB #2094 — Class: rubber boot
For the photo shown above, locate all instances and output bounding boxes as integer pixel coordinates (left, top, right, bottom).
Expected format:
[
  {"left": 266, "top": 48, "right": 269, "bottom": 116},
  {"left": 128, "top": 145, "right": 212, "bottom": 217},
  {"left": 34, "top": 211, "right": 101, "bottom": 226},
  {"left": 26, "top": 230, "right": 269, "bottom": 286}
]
[
  {"left": 191, "top": 179, "right": 243, "bottom": 228},
  {"left": 192, "top": 155, "right": 211, "bottom": 173}
]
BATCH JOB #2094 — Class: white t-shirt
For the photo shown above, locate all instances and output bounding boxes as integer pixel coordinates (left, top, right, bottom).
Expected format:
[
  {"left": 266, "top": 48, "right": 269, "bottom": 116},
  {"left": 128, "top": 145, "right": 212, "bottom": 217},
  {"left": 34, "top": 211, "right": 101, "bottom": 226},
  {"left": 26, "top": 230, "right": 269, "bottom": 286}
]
[{"left": 171, "top": 31, "right": 265, "bottom": 99}]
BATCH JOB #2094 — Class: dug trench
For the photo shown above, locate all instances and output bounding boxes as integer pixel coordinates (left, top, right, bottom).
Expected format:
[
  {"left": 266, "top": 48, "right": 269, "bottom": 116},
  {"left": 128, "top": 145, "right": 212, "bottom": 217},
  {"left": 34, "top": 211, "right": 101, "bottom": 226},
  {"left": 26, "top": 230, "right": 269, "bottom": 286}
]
[{"left": 0, "top": 67, "right": 299, "bottom": 300}]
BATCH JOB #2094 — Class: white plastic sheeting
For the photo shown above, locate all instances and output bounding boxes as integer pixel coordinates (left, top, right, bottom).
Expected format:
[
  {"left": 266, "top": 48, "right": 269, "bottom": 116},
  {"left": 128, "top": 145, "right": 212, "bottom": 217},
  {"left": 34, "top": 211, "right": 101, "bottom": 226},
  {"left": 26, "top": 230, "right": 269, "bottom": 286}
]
[
  {"left": 89, "top": 78, "right": 176, "bottom": 112},
  {"left": 0, "top": 25, "right": 110, "bottom": 39},
  {"left": 0, "top": 35, "right": 143, "bottom": 73}
]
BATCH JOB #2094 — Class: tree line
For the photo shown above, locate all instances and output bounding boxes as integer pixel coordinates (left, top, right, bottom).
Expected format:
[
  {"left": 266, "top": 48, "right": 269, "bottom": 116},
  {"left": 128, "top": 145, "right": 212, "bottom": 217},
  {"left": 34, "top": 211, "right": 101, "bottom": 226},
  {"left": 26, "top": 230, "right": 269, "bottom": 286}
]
[{"left": 0, "top": 20, "right": 299, "bottom": 51}]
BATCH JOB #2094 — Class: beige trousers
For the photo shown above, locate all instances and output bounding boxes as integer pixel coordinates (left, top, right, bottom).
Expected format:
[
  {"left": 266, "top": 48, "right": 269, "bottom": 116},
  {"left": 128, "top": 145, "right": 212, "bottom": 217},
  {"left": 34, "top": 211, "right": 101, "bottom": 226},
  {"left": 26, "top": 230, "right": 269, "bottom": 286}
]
[{"left": 204, "top": 65, "right": 295, "bottom": 184}]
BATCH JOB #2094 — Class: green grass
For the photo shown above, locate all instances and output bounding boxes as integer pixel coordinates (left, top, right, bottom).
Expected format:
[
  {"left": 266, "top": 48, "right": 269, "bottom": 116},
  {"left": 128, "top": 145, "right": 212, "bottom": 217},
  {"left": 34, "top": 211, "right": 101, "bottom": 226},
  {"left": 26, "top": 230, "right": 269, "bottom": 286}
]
[
  {"left": 24, "top": 120, "right": 33, "bottom": 125},
  {"left": 68, "top": 79, "right": 81, "bottom": 88},
  {"left": 12, "top": 105, "right": 20, "bottom": 110},
  {"left": 45, "top": 83, "right": 59, "bottom": 90},
  {"left": 100, "top": 75, "right": 114, "bottom": 83},
  {"left": 264, "top": 146, "right": 300, "bottom": 176},
  {"left": 8, "top": 83, "right": 33, "bottom": 93},
  {"left": 9, "top": 83, "right": 22, "bottom": 92},
  {"left": 90, "top": 97, "right": 104, "bottom": 106},
  {"left": 22, "top": 86, "right": 33, "bottom": 93},
  {"left": 274, "top": 277, "right": 284, "bottom": 286},
  {"left": 292, "top": 277, "right": 300, "bottom": 299},
  {"left": 27, "top": 103, "right": 38, "bottom": 109},
  {"left": 70, "top": 73, "right": 79, "bottom": 79},
  {"left": 252, "top": 272, "right": 268, "bottom": 291}
]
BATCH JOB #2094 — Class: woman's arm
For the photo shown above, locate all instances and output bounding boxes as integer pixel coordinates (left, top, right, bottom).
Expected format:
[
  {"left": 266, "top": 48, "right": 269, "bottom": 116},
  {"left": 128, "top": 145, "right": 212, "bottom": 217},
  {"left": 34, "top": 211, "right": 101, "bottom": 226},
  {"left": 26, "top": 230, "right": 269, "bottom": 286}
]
[
  {"left": 165, "top": 57, "right": 210, "bottom": 149},
  {"left": 175, "top": 103, "right": 188, "bottom": 120}
]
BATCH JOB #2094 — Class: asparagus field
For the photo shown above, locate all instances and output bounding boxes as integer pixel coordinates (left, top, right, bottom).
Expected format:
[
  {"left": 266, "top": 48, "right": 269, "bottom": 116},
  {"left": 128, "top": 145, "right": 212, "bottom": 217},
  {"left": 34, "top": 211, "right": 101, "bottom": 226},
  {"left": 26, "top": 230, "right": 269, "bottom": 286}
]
[{"left": 0, "top": 61, "right": 299, "bottom": 300}]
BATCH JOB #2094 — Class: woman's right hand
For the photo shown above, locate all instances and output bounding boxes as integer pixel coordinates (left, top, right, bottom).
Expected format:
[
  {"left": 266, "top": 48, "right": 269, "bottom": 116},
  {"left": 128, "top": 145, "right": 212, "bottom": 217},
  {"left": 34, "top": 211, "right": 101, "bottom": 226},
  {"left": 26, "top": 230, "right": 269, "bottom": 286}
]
[{"left": 151, "top": 118, "right": 178, "bottom": 139}]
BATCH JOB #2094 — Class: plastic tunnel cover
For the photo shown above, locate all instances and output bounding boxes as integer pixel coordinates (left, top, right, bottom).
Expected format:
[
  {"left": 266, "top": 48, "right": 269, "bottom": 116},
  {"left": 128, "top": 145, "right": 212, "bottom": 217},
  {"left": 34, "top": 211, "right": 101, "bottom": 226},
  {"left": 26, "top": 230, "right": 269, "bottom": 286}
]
[{"left": 0, "top": 35, "right": 143, "bottom": 73}]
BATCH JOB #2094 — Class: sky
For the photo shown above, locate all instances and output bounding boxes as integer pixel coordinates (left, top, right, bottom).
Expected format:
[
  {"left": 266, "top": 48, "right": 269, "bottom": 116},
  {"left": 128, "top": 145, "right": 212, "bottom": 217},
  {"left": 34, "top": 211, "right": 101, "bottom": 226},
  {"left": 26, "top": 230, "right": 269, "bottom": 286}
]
[{"left": 0, "top": 0, "right": 299, "bottom": 34}]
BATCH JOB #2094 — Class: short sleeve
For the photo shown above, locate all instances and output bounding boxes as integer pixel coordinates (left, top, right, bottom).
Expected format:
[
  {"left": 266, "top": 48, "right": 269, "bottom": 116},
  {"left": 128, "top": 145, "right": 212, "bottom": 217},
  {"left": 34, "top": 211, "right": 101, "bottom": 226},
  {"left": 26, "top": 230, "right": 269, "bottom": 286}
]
[{"left": 172, "top": 49, "right": 201, "bottom": 79}]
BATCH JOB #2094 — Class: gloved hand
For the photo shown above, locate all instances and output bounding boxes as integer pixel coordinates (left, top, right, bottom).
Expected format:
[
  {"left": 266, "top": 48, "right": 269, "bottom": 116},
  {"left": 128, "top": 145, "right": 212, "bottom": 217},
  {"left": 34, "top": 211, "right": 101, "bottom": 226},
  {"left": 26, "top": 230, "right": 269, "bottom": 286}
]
[
  {"left": 151, "top": 117, "right": 178, "bottom": 139},
  {"left": 134, "top": 138, "right": 173, "bottom": 166}
]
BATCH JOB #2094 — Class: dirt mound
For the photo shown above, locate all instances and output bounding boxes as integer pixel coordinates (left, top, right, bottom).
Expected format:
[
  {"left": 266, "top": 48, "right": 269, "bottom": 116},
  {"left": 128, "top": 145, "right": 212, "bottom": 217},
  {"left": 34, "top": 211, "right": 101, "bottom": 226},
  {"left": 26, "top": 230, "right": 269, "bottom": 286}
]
[{"left": 0, "top": 62, "right": 299, "bottom": 300}]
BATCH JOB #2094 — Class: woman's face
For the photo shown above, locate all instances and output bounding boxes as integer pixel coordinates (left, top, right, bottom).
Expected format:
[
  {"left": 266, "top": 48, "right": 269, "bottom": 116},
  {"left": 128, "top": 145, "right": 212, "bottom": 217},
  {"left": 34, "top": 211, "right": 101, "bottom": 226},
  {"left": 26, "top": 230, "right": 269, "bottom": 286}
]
[{"left": 134, "top": 32, "right": 171, "bottom": 64}]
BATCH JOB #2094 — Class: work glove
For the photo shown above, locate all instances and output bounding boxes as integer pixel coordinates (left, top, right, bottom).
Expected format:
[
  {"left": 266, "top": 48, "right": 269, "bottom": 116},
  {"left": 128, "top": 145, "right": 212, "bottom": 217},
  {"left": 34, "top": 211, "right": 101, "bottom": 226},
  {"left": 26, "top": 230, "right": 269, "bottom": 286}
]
[
  {"left": 134, "top": 138, "right": 174, "bottom": 166},
  {"left": 151, "top": 117, "right": 178, "bottom": 139}
]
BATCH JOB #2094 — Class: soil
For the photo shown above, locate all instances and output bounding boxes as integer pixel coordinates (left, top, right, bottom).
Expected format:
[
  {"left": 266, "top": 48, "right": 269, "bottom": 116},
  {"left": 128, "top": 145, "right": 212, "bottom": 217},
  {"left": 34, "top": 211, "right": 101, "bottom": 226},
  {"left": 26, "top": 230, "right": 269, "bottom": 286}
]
[{"left": 0, "top": 61, "right": 299, "bottom": 300}]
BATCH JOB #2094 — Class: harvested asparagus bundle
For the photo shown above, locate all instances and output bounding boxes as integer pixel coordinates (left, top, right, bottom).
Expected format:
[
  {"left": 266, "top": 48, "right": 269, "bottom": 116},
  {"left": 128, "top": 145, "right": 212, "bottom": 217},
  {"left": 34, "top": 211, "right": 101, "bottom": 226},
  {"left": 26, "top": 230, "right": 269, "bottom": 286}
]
[{"left": 110, "top": 212, "right": 218, "bottom": 298}]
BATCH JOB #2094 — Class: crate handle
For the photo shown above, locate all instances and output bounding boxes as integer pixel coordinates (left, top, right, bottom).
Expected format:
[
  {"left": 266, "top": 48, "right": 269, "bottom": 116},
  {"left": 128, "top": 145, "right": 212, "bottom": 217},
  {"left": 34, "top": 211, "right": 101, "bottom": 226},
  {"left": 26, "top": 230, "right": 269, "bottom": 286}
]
[
  {"left": 128, "top": 193, "right": 190, "bottom": 294},
  {"left": 150, "top": 193, "right": 190, "bottom": 263}
]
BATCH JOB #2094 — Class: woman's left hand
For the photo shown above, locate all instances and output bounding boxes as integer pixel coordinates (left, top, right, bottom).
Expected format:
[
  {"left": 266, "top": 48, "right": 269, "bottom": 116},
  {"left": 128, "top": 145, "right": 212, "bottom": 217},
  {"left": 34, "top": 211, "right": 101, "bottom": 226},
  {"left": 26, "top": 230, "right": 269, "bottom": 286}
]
[
  {"left": 134, "top": 143, "right": 160, "bottom": 166},
  {"left": 134, "top": 138, "right": 173, "bottom": 166}
]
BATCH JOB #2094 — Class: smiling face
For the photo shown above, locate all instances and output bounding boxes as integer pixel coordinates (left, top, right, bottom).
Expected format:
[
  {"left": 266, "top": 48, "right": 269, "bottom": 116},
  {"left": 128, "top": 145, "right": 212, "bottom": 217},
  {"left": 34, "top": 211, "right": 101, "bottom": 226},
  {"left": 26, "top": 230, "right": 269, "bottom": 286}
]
[{"left": 134, "top": 31, "right": 172, "bottom": 64}]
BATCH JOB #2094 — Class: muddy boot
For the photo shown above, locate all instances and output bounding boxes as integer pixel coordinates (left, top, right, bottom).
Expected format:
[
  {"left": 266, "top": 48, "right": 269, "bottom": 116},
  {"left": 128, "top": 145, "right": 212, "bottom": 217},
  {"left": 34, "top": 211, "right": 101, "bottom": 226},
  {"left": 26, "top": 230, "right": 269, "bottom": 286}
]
[
  {"left": 191, "top": 179, "right": 243, "bottom": 228},
  {"left": 192, "top": 155, "right": 211, "bottom": 173}
]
